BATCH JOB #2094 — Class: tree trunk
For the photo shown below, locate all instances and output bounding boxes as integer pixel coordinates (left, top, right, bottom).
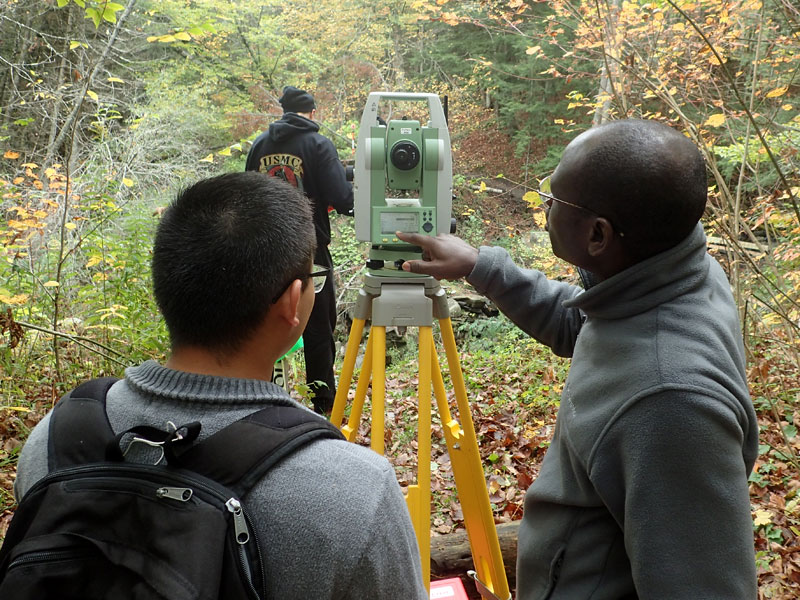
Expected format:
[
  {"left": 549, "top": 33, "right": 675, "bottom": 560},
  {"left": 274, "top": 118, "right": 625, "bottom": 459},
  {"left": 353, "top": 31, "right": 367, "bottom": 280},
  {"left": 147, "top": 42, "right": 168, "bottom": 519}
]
[
  {"left": 45, "top": 7, "right": 75, "bottom": 164},
  {"left": 593, "top": 0, "right": 623, "bottom": 126},
  {"left": 431, "top": 520, "right": 519, "bottom": 600},
  {"left": 43, "top": 0, "right": 137, "bottom": 170},
  {"left": 1, "top": 8, "right": 34, "bottom": 129}
]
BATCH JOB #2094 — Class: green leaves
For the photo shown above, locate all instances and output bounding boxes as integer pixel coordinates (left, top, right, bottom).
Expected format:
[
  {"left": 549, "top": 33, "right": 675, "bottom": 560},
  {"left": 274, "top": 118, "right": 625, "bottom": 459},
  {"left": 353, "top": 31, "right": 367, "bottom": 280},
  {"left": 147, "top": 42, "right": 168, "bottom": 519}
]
[{"left": 56, "top": 0, "right": 125, "bottom": 29}]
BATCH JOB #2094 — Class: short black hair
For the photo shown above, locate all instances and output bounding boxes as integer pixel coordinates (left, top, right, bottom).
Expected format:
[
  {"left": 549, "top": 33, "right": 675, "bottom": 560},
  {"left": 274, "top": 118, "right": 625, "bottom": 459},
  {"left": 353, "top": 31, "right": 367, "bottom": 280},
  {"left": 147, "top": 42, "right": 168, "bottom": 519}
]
[
  {"left": 573, "top": 119, "right": 707, "bottom": 258},
  {"left": 152, "top": 172, "right": 316, "bottom": 353}
]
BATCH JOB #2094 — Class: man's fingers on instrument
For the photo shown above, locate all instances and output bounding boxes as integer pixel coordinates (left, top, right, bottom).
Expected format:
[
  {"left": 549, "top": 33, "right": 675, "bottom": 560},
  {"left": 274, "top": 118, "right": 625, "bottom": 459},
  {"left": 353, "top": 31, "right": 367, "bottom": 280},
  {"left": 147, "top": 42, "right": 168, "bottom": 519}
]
[{"left": 397, "top": 231, "right": 425, "bottom": 245}]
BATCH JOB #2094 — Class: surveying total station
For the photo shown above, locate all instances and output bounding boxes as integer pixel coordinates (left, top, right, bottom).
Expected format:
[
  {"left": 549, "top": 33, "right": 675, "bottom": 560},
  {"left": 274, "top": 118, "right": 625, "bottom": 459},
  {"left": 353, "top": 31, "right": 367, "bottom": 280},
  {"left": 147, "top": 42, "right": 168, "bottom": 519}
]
[
  {"left": 353, "top": 91, "right": 453, "bottom": 275},
  {"left": 331, "top": 92, "right": 511, "bottom": 600}
]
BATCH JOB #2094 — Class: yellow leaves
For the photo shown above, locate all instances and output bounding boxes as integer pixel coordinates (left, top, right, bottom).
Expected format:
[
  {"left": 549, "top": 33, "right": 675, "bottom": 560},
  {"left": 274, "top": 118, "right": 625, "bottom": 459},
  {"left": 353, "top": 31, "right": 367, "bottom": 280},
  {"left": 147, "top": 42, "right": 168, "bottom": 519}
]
[
  {"left": 107, "top": 77, "right": 125, "bottom": 84},
  {"left": 781, "top": 104, "right": 793, "bottom": 111},
  {"left": 704, "top": 113, "right": 726, "bottom": 127},
  {"left": 766, "top": 86, "right": 788, "bottom": 99},
  {"left": 64, "top": 223, "right": 77, "bottom": 231},
  {"left": 97, "top": 305, "right": 128, "bottom": 321},
  {"left": 8, "top": 218, "right": 44, "bottom": 231},
  {"left": 539, "top": 66, "right": 562, "bottom": 78},
  {"left": 43, "top": 281, "right": 60, "bottom": 288},
  {"left": 708, "top": 51, "right": 726, "bottom": 66},
  {"left": 523, "top": 191, "right": 539, "bottom": 208},
  {"left": 0, "top": 406, "right": 31, "bottom": 413},
  {"left": 86, "top": 90, "right": 99, "bottom": 102},
  {"left": 147, "top": 34, "right": 178, "bottom": 43},
  {"left": 121, "top": 178, "right": 134, "bottom": 187},
  {"left": 441, "top": 12, "right": 461, "bottom": 26},
  {"left": 0, "top": 289, "right": 29, "bottom": 306},
  {"left": 533, "top": 211, "right": 547, "bottom": 230},
  {"left": 199, "top": 154, "right": 214, "bottom": 163},
  {"left": 525, "top": 46, "right": 541, "bottom": 56},
  {"left": 753, "top": 509, "right": 772, "bottom": 528},
  {"left": 86, "top": 256, "right": 103, "bottom": 268},
  {"left": 3, "top": 151, "right": 20, "bottom": 160}
]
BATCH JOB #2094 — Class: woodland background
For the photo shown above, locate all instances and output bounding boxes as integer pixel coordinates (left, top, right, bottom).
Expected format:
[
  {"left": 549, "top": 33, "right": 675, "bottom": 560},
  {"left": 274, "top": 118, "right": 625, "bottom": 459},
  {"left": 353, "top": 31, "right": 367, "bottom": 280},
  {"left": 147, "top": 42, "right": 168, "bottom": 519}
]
[{"left": 0, "top": 0, "right": 799, "bottom": 597}]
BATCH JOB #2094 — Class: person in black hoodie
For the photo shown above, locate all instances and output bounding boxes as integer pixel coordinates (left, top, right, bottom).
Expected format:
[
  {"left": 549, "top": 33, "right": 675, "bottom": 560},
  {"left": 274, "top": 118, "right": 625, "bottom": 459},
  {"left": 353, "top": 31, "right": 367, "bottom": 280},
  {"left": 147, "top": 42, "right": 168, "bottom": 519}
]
[{"left": 246, "top": 86, "right": 354, "bottom": 414}]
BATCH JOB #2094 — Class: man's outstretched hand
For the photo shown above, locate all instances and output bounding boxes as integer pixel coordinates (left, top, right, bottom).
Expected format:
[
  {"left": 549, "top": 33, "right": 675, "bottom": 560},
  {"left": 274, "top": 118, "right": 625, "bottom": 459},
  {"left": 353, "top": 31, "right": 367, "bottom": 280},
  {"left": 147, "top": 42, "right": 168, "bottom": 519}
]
[{"left": 395, "top": 232, "right": 479, "bottom": 281}]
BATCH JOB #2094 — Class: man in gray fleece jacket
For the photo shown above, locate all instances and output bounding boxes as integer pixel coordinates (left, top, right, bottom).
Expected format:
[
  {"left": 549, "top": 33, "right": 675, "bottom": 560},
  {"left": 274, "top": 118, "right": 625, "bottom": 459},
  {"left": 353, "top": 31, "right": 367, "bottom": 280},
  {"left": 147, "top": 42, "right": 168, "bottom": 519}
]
[
  {"left": 398, "top": 120, "right": 758, "bottom": 599},
  {"left": 14, "top": 172, "right": 428, "bottom": 599}
]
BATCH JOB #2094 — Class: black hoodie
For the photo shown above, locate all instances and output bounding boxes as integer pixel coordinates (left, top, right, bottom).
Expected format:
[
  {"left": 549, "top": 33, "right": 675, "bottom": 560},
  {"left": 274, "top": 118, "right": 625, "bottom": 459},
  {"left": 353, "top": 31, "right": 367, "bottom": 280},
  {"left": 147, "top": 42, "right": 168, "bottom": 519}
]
[{"left": 246, "top": 113, "right": 353, "bottom": 248}]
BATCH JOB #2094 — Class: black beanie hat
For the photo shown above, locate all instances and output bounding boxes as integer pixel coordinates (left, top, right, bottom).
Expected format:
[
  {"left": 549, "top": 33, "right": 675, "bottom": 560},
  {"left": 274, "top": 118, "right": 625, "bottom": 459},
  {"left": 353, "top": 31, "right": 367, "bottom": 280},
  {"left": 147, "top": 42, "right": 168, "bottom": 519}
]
[{"left": 279, "top": 86, "right": 316, "bottom": 113}]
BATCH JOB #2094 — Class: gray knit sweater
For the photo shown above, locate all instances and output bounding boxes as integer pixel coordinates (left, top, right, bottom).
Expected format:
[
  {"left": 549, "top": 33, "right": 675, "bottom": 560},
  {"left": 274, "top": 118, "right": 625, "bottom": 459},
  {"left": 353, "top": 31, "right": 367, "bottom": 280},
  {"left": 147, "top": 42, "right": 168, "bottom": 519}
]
[
  {"left": 468, "top": 224, "right": 758, "bottom": 599},
  {"left": 15, "top": 361, "right": 428, "bottom": 599}
]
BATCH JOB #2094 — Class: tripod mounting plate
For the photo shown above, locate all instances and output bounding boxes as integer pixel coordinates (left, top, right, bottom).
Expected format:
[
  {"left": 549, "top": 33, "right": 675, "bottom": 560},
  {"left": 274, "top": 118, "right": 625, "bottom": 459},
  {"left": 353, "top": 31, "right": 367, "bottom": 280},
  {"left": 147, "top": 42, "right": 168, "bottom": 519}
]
[{"left": 354, "top": 273, "right": 449, "bottom": 326}]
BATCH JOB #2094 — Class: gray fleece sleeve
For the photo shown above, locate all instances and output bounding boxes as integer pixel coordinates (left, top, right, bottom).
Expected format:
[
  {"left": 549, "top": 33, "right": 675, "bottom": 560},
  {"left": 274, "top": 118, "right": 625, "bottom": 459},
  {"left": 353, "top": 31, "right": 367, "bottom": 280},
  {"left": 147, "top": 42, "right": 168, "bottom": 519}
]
[
  {"left": 344, "top": 467, "right": 428, "bottom": 599},
  {"left": 467, "top": 246, "right": 585, "bottom": 357},
  {"left": 13, "top": 410, "right": 52, "bottom": 501},
  {"left": 590, "top": 389, "right": 758, "bottom": 599}
]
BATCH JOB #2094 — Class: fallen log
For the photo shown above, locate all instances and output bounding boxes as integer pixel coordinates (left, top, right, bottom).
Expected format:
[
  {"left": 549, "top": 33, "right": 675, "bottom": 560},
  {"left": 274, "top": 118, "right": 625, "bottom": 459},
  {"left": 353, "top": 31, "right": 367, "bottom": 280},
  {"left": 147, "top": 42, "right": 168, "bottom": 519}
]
[{"left": 431, "top": 520, "right": 520, "bottom": 599}]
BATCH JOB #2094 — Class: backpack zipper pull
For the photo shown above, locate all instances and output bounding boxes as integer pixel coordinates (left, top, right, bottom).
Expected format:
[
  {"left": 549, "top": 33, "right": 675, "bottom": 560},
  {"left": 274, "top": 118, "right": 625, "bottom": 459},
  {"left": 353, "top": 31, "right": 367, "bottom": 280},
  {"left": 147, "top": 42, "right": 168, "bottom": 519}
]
[
  {"left": 155, "top": 487, "right": 193, "bottom": 502},
  {"left": 225, "top": 498, "right": 250, "bottom": 544}
]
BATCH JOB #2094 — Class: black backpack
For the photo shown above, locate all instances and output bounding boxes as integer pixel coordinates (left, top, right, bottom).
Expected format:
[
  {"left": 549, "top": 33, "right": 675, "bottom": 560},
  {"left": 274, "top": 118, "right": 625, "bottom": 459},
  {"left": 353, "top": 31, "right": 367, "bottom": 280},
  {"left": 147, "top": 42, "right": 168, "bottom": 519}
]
[{"left": 0, "top": 377, "right": 345, "bottom": 600}]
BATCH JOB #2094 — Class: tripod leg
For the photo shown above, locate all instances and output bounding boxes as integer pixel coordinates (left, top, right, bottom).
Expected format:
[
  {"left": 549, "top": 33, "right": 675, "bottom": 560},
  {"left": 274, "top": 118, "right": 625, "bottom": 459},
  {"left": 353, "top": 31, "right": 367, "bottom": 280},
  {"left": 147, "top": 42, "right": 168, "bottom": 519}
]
[
  {"left": 405, "top": 325, "right": 433, "bottom": 588},
  {"left": 332, "top": 317, "right": 366, "bottom": 428},
  {"left": 341, "top": 330, "right": 374, "bottom": 442},
  {"left": 432, "top": 317, "right": 511, "bottom": 600},
  {"left": 370, "top": 326, "right": 386, "bottom": 455}
]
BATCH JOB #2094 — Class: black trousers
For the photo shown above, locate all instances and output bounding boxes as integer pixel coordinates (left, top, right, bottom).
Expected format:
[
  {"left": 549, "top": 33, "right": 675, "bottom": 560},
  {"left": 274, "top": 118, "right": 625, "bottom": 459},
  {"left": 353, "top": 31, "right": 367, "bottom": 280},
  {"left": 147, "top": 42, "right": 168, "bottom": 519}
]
[{"left": 304, "top": 245, "right": 337, "bottom": 411}]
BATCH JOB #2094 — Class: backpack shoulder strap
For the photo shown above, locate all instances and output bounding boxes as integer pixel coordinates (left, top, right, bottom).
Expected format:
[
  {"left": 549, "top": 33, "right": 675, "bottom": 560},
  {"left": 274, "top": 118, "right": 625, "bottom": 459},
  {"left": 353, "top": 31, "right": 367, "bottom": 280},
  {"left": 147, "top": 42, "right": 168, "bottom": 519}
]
[
  {"left": 49, "top": 379, "right": 344, "bottom": 497},
  {"left": 48, "top": 377, "right": 120, "bottom": 471},
  {"left": 171, "top": 404, "right": 345, "bottom": 496}
]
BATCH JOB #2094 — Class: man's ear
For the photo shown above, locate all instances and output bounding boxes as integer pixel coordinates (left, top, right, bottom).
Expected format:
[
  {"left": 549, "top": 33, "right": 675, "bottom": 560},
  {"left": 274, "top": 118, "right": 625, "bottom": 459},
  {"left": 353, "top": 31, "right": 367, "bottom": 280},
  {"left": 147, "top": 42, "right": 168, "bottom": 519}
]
[
  {"left": 273, "top": 279, "right": 303, "bottom": 327},
  {"left": 587, "top": 217, "right": 616, "bottom": 257}
]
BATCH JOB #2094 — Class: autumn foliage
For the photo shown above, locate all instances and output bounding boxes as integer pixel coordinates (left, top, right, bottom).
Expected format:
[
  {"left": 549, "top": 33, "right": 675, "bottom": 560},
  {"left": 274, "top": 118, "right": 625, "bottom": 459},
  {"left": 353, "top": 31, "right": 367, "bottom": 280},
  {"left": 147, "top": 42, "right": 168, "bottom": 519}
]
[{"left": 1, "top": 0, "right": 799, "bottom": 596}]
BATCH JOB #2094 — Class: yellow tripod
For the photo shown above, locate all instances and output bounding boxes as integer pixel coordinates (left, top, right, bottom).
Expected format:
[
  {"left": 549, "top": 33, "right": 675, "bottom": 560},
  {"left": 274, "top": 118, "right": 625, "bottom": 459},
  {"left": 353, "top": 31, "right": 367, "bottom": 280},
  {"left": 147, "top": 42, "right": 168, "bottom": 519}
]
[{"left": 331, "top": 274, "right": 510, "bottom": 600}]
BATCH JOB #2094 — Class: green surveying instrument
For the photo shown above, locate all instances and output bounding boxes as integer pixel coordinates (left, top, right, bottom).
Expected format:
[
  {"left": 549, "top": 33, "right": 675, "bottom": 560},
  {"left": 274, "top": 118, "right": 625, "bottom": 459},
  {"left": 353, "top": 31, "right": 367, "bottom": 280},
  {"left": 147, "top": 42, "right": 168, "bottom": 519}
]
[{"left": 332, "top": 92, "right": 511, "bottom": 600}]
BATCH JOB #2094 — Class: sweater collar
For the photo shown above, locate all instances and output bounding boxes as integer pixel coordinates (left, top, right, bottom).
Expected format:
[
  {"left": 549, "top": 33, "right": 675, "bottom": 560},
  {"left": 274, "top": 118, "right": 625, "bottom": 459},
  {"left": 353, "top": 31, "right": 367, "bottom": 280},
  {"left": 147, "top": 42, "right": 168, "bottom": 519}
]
[
  {"left": 563, "top": 223, "right": 710, "bottom": 320},
  {"left": 125, "top": 360, "right": 291, "bottom": 404}
]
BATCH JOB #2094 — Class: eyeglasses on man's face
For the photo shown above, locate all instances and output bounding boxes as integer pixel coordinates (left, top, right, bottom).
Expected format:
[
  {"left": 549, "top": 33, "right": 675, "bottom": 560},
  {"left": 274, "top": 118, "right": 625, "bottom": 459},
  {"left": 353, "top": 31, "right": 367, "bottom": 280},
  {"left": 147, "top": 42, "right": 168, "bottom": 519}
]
[
  {"left": 272, "top": 265, "right": 328, "bottom": 304},
  {"left": 532, "top": 176, "right": 625, "bottom": 238},
  {"left": 307, "top": 265, "right": 328, "bottom": 294}
]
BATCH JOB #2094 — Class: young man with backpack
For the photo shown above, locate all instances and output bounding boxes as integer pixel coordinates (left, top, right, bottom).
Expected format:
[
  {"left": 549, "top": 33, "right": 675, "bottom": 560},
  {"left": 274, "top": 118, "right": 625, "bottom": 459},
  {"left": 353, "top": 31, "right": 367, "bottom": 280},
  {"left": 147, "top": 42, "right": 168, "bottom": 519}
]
[
  {"left": 7, "top": 172, "right": 427, "bottom": 599},
  {"left": 246, "top": 86, "right": 353, "bottom": 415}
]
